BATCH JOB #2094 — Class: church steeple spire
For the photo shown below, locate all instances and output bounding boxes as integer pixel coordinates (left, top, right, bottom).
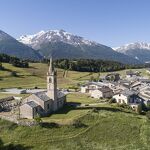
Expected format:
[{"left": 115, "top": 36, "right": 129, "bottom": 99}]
[
  {"left": 48, "top": 57, "right": 54, "bottom": 74},
  {"left": 47, "top": 56, "right": 57, "bottom": 109}
]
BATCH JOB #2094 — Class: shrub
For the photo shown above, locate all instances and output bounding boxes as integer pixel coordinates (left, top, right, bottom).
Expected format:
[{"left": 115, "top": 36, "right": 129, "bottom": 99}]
[
  {"left": 34, "top": 114, "right": 42, "bottom": 124},
  {"left": 17, "top": 87, "right": 22, "bottom": 89},
  {"left": 117, "top": 103, "right": 131, "bottom": 110},
  {"left": 10, "top": 71, "right": 18, "bottom": 77},
  {"left": 136, "top": 104, "right": 142, "bottom": 114},
  {"left": 92, "top": 107, "right": 98, "bottom": 113},
  {"left": 146, "top": 111, "right": 150, "bottom": 119},
  {"left": 73, "top": 120, "right": 86, "bottom": 128},
  {"left": 109, "top": 98, "right": 116, "bottom": 104}
]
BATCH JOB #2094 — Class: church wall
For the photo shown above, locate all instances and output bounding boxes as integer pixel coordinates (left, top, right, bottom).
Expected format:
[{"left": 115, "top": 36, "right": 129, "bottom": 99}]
[
  {"left": 43, "top": 100, "right": 53, "bottom": 114},
  {"left": 20, "top": 104, "right": 34, "bottom": 119},
  {"left": 57, "top": 96, "right": 66, "bottom": 109}
]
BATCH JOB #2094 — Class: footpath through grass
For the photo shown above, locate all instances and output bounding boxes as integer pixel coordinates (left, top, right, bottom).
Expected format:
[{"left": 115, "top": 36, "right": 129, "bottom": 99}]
[{"left": 0, "top": 105, "right": 150, "bottom": 150}]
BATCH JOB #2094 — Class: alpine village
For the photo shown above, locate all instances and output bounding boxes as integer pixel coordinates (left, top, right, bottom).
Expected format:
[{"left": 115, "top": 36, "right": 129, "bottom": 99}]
[{"left": 1, "top": 1, "right": 150, "bottom": 149}]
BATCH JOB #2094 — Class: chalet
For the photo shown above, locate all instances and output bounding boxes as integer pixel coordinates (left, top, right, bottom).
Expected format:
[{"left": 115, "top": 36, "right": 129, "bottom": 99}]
[
  {"left": 105, "top": 73, "right": 120, "bottom": 82},
  {"left": 80, "top": 82, "right": 107, "bottom": 94},
  {"left": 113, "top": 90, "right": 142, "bottom": 109},
  {"left": 91, "top": 86, "right": 113, "bottom": 99},
  {"left": 126, "top": 70, "right": 140, "bottom": 78}
]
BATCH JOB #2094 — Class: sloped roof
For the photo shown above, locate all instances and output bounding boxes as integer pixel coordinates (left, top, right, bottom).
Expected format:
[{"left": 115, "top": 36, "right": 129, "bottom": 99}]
[
  {"left": 57, "top": 90, "right": 65, "bottom": 98},
  {"left": 121, "top": 90, "right": 137, "bottom": 97},
  {"left": 99, "top": 86, "right": 112, "bottom": 93},
  {"left": 26, "top": 101, "right": 39, "bottom": 108},
  {"left": 34, "top": 92, "right": 50, "bottom": 101},
  {"left": 82, "top": 82, "right": 106, "bottom": 87}
]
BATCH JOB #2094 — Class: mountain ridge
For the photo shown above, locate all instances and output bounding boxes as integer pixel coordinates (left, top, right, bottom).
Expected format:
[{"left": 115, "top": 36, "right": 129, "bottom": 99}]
[
  {"left": 0, "top": 30, "right": 43, "bottom": 60},
  {"left": 18, "top": 29, "right": 140, "bottom": 64},
  {"left": 114, "top": 42, "right": 150, "bottom": 62}
]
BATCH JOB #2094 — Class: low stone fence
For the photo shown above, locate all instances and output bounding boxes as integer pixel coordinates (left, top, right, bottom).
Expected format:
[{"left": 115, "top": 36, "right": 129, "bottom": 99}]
[{"left": 0, "top": 115, "right": 37, "bottom": 126}]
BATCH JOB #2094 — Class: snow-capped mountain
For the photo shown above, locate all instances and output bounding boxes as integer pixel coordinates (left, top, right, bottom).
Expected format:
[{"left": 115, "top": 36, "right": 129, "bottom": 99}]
[
  {"left": 113, "top": 42, "right": 150, "bottom": 53},
  {"left": 113, "top": 42, "right": 150, "bottom": 62},
  {"left": 18, "top": 29, "right": 97, "bottom": 49},
  {"left": 18, "top": 29, "right": 140, "bottom": 64}
]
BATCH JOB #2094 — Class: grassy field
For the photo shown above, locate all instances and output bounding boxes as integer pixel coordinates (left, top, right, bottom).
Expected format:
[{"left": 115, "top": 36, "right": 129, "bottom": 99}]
[
  {"left": 0, "top": 103, "right": 150, "bottom": 150},
  {"left": 0, "top": 63, "right": 150, "bottom": 149},
  {"left": 0, "top": 63, "right": 149, "bottom": 89},
  {"left": 0, "top": 92, "right": 150, "bottom": 150}
]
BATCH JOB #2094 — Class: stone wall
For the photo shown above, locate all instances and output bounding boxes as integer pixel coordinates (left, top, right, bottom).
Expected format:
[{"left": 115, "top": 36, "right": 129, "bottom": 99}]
[{"left": 0, "top": 115, "right": 37, "bottom": 126}]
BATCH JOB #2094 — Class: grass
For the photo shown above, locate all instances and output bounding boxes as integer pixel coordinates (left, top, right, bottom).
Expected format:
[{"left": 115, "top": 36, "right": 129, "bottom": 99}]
[
  {"left": 0, "top": 92, "right": 150, "bottom": 150},
  {"left": 0, "top": 63, "right": 150, "bottom": 149},
  {"left": 0, "top": 104, "right": 150, "bottom": 150},
  {"left": 67, "top": 93, "right": 100, "bottom": 104},
  {"left": 0, "top": 63, "right": 148, "bottom": 90}
]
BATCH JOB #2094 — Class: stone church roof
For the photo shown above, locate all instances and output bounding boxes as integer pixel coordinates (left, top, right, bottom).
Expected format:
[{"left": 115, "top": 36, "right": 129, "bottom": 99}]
[
  {"left": 26, "top": 101, "right": 39, "bottom": 108},
  {"left": 34, "top": 92, "right": 50, "bottom": 101}
]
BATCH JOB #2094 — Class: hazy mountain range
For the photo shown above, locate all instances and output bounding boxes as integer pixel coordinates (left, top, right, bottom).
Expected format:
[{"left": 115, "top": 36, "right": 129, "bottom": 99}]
[
  {"left": 113, "top": 42, "right": 150, "bottom": 63},
  {"left": 0, "top": 29, "right": 150, "bottom": 64}
]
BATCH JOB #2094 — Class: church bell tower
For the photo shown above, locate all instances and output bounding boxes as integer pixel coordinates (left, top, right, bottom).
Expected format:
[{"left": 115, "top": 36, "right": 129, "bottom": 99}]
[{"left": 47, "top": 57, "right": 57, "bottom": 110}]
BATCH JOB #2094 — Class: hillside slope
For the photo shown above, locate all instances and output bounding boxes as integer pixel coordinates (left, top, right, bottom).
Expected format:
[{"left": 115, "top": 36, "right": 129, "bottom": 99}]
[{"left": 0, "top": 30, "right": 42, "bottom": 60}]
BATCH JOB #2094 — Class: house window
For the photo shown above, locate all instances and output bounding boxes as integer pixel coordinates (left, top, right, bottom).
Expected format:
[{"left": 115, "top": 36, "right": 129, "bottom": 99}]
[{"left": 47, "top": 104, "right": 50, "bottom": 109}]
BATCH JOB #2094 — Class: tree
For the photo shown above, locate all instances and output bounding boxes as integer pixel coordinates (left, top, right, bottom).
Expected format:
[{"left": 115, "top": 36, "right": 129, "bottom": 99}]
[
  {"left": 136, "top": 103, "right": 142, "bottom": 114},
  {"left": 146, "top": 111, "right": 150, "bottom": 119},
  {"left": 90, "top": 76, "right": 94, "bottom": 82},
  {"left": 10, "top": 71, "right": 18, "bottom": 77},
  {"left": 34, "top": 113, "right": 42, "bottom": 124}
]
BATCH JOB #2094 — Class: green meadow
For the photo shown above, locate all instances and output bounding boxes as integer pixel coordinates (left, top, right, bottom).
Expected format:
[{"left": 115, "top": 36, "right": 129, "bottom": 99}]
[
  {"left": 0, "top": 62, "right": 149, "bottom": 90},
  {"left": 0, "top": 63, "right": 150, "bottom": 150}
]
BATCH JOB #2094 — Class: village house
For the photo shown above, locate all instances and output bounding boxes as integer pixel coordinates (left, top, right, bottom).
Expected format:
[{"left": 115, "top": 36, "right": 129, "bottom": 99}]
[
  {"left": 113, "top": 89, "right": 142, "bottom": 109},
  {"left": 80, "top": 82, "right": 107, "bottom": 94},
  {"left": 20, "top": 58, "right": 66, "bottom": 119},
  {"left": 139, "top": 87, "right": 150, "bottom": 107},
  {"left": 105, "top": 73, "right": 120, "bottom": 82},
  {"left": 91, "top": 86, "right": 113, "bottom": 99},
  {"left": 126, "top": 70, "right": 140, "bottom": 78}
]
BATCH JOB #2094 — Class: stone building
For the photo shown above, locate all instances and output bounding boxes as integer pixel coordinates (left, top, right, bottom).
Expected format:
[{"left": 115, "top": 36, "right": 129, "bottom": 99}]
[
  {"left": 91, "top": 86, "right": 113, "bottom": 99},
  {"left": 112, "top": 90, "right": 143, "bottom": 110},
  {"left": 20, "top": 58, "right": 66, "bottom": 119}
]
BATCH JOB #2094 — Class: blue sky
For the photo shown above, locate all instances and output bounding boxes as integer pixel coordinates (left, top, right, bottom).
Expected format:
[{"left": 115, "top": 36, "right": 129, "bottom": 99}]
[{"left": 0, "top": 0, "right": 150, "bottom": 47}]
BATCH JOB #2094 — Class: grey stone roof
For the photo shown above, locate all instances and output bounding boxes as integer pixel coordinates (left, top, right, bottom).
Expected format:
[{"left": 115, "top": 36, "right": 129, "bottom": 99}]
[
  {"left": 34, "top": 92, "right": 50, "bottom": 101},
  {"left": 121, "top": 90, "right": 137, "bottom": 97},
  {"left": 82, "top": 82, "right": 105, "bottom": 87},
  {"left": 99, "top": 86, "right": 112, "bottom": 93},
  {"left": 139, "top": 79, "right": 150, "bottom": 83},
  {"left": 26, "top": 101, "right": 39, "bottom": 108}
]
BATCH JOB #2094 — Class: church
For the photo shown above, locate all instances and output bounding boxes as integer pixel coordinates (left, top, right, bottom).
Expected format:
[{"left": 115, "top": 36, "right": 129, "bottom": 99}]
[{"left": 20, "top": 58, "right": 66, "bottom": 119}]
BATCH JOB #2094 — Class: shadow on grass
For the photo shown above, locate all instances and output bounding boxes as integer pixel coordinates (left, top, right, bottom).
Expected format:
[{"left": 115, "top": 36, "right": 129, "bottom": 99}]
[
  {"left": 51, "top": 102, "right": 131, "bottom": 115},
  {"left": 0, "top": 138, "right": 32, "bottom": 150},
  {"left": 40, "top": 122, "right": 60, "bottom": 129},
  {"left": 52, "top": 102, "right": 81, "bottom": 115}
]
